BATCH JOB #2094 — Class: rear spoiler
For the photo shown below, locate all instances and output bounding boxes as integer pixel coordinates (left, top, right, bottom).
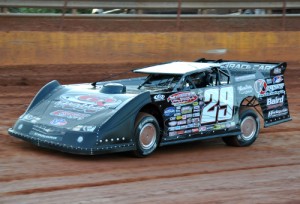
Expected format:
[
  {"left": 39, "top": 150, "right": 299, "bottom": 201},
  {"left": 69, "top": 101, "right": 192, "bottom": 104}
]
[
  {"left": 195, "top": 58, "right": 287, "bottom": 76},
  {"left": 196, "top": 58, "right": 291, "bottom": 128}
]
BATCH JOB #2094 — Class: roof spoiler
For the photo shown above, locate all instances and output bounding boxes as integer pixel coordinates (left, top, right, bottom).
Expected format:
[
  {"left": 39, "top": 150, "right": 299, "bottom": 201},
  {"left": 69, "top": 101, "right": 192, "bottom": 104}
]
[{"left": 195, "top": 58, "right": 287, "bottom": 76}]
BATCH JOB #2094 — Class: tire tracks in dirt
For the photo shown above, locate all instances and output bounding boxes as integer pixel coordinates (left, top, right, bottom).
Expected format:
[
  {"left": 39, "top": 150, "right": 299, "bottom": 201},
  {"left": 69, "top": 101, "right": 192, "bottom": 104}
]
[{"left": 3, "top": 162, "right": 300, "bottom": 196}]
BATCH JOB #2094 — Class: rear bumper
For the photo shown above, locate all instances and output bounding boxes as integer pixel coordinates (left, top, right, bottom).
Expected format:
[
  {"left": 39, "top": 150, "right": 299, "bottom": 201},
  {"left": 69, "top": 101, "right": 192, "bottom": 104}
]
[{"left": 8, "top": 128, "right": 135, "bottom": 155}]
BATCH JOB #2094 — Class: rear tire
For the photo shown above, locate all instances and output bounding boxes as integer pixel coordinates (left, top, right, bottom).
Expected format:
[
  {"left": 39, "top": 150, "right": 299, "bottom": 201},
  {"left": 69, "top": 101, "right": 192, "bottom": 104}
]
[
  {"left": 133, "top": 112, "right": 160, "bottom": 157},
  {"left": 223, "top": 109, "right": 260, "bottom": 147}
]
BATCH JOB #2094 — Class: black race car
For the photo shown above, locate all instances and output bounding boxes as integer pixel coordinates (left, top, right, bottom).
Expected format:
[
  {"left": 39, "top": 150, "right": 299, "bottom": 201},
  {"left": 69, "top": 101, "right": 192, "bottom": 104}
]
[{"left": 8, "top": 59, "right": 291, "bottom": 157}]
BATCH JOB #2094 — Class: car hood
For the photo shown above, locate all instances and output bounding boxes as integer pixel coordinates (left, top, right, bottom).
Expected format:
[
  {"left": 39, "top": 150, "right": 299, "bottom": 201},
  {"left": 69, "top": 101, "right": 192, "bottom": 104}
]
[{"left": 22, "top": 84, "right": 138, "bottom": 129}]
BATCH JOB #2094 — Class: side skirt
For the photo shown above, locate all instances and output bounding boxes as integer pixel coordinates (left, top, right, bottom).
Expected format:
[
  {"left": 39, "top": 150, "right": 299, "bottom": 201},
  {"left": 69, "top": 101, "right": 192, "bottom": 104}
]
[{"left": 160, "top": 130, "right": 241, "bottom": 147}]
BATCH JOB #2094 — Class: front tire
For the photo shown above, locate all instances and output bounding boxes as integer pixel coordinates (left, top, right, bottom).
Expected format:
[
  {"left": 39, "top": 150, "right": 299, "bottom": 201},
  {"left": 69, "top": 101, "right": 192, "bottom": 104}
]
[
  {"left": 223, "top": 109, "right": 260, "bottom": 147},
  {"left": 133, "top": 112, "right": 160, "bottom": 157}
]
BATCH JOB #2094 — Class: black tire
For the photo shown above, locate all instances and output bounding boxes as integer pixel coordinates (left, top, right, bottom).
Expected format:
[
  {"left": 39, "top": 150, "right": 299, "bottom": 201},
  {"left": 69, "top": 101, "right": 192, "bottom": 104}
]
[
  {"left": 222, "top": 109, "right": 260, "bottom": 147},
  {"left": 133, "top": 112, "right": 160, "bottom": 157}
]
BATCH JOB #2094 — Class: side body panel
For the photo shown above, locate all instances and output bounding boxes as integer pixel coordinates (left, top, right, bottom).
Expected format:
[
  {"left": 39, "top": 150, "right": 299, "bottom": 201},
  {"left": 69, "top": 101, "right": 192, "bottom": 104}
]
[
  {"left": 222, "top": 61, "right": 291, "bottom": 127},
  {"left": 151, "top": 85, "right": 240, "bottom": 146}
]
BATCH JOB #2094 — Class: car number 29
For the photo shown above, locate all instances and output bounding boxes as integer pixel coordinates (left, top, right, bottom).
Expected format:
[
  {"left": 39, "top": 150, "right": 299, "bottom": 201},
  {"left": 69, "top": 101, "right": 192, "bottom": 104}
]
[{"left": 201, "top": 86, "right": 234, "bottom": 124}]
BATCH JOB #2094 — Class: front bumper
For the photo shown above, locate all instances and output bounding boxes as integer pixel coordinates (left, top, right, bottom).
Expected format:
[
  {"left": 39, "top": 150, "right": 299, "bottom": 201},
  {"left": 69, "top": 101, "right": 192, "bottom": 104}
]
[{"left": 8, "top": 128, "right": 135, "bottom": 155}]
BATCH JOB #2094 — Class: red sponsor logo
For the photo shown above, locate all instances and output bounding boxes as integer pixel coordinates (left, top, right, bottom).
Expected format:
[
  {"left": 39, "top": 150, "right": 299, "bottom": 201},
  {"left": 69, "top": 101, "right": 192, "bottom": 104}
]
[
  {"left": 192, "top": 128, "right": 199, "bottom": 133},
  {"left": 78, "top": 95, "right": 116, "bottom": 107},
  {"left": 254, "top": 79, "right": 267, "bottom": 95},
  {"left": 167, "top": 92, "right": 198, "bottom": 106}
]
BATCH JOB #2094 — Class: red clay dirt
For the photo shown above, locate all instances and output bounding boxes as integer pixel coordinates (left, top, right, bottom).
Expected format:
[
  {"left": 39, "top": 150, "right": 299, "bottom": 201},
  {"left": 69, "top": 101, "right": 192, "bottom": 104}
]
[{"left": 0, "top": 63, "right": 300, "bottom": 203}]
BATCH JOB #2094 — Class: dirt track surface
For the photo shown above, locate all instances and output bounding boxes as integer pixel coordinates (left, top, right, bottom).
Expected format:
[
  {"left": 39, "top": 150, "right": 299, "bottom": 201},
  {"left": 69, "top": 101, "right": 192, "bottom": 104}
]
[{"left": 0, "top": 64, "right": 300, "bottom": 203}]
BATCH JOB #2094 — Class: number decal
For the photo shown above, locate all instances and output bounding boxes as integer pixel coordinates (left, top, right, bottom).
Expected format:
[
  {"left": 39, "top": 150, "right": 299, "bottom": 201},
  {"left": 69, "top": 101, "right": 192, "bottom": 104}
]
[
  {"left": 201, "top": 86, "right": 234, "bottom": 124},
  {"left": 201, "top": 88, "right": 219, "bottom": 124},
  {"left": 218, "top": 87, "right": 234, "bottom": 121}
]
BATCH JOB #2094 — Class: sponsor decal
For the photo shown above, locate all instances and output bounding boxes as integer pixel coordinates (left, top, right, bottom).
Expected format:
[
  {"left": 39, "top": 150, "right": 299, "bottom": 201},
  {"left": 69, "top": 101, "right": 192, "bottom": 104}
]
[
  {"left": 192, "top": 118, "right": 200, "bottom": 123},
  {"left": 176, "top": 116, "right": 182, "bottom": 120},
  {"left": 184, "top": 129, "right": 192, "bottom": 134},
  {"left": 175, "top": 126, "right": 181, "bottom": 130},
  {"left": 254, "top": 79, "right": 267, "bottom": 95},
  {"left": 267, "top": 95, "right": 284, "bottom": 110},
  {"left": 167, "top": 92, "right": 198, "bottom": 106},
  {"left": 164, "top": 107, "right": 176, "bottom": 117},
  {"left": 32, "top": 124, "right": 58, "bottom": 134},
  {"left": 169, "top": 131, "right": 177, "bottom": 137},
  {"left": 254, "top": 81, "right": 284, "bottom": 97},
  {"left": 268, "top": 108, "right": 288, "bottom": 118},
  {"left": 50, "top": 118, "right": 67, "bottom": 126},
  {"left": 50, "top": 110, "right": 90, "bottom": 121},
  {"left": 55, "top": 94, "right": 122, "bottom": 113},
  {"left": 266, "top": 78, "right": 273, "bottom": 85},
  {"left": 237, "top": 85, "right": 253, "bottom": 95},
  {"left": 193, "top": 102, "right": 199, "bottom": 106},
  {"left": 235, "top": 74, "right": 256, "bottom": 82},
  {"left": 177, "top": 120, "right": 187, "bottom": 125},
  {"left": 193, "top": 123, "right": 200, "bottom": 128},
  {"left": 30, "top": 132, "right": 61, "bottom": 141},
  {"left": 200, "top": 125, "right": 214, "bottom": 132},
  {"left": 22, "top": 114, "right": 41, "bottom": 123},
  {"left": 153, "top": 94, "right": 165, "bottom": 102},
  {"left": 168, "top": 121, "right": 177, "bottom": 127},
  {"left": 193, "top": 105, "right": 200, "bottom": 112},
  {"left": 273, "top": 75, "right": 283, "bottom": 84},
  {"left": 177, "top": 130, "right": 185, "bottom": 135},
  {"left": 174, "top": 113, "right": 181, "bottom": 116},
  {"left": 186, "top": 114, "right": 193, "bottom": 118},
  {"left": 223, "top": 63, "right": 274, "bottom": 72},
  {"left": 267, "top": 83, "right": 284, "bottom": 92},
  {"left": 76, "top": 95, "right": 119, "bottom": 107},
  {"left": 73, "top": 125, "right": 96, "bottom": 132},
  {"left": 260, "top": 90, "right": 286, "bottom": 97},
  {"left": 214, "top": 123, "right": 226, "bottom": 130},
  {"left": 168, "top": 127, "right": 175, "bottom": 131},
  {"left": 54, "top": 101, "right": 102, "bottom": 113},
  {"left": 273, "top": 67, "right": 281, "bottom": 75},
  {"left": 193, "top": 113, "right": 200, "bottom": 117},
  {"left": 169, "top": 117, "right": 176, "bottom": 121},
  {"left": 192, "top": 128, "right": 199, "bottom": 133},
  {"left": 180, "top": 125, "right": 188, "bottom": 130},
  {"left": 181, "top": 106, "right": 193, "bottom": 114},
  {"left": 187, "top": 124, "right": 194, "bottom": 128},
  {"left": 187, "top": 118, "right": 192, "bottom": 124},
  {"left": 182, "top": 115, "right": 187, "bottom": 120}
]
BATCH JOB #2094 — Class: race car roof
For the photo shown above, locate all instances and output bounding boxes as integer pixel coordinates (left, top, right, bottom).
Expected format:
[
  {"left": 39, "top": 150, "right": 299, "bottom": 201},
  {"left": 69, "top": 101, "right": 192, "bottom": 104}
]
[{"left": 133, "top": 62, "right": 219, "bottom": 75}]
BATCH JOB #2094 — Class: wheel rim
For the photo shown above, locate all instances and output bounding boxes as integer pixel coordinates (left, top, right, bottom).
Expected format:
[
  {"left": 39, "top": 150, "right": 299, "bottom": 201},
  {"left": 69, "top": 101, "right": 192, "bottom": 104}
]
[
  {"left": 241, "top": 116, "right": 257, "bottom": 141},
  {"left": 139, "top": 123, "right": 157, "bottom": 150}
]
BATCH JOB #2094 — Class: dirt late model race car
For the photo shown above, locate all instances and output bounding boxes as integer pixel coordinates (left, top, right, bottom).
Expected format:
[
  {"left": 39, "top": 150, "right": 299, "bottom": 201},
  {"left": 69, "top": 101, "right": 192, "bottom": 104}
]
[{"left": 8, "top": 59, "right": 291, "bottom": 157}]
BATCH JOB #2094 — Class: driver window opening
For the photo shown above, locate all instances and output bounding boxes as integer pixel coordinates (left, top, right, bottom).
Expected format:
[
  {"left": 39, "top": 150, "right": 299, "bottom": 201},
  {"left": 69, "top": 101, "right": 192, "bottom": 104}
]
[
  {"left": 184, "top": 69, "right": 230, "bottom": 89},
  {"left": 189, "top": 72, "right": 215, "bottom": 88}
]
